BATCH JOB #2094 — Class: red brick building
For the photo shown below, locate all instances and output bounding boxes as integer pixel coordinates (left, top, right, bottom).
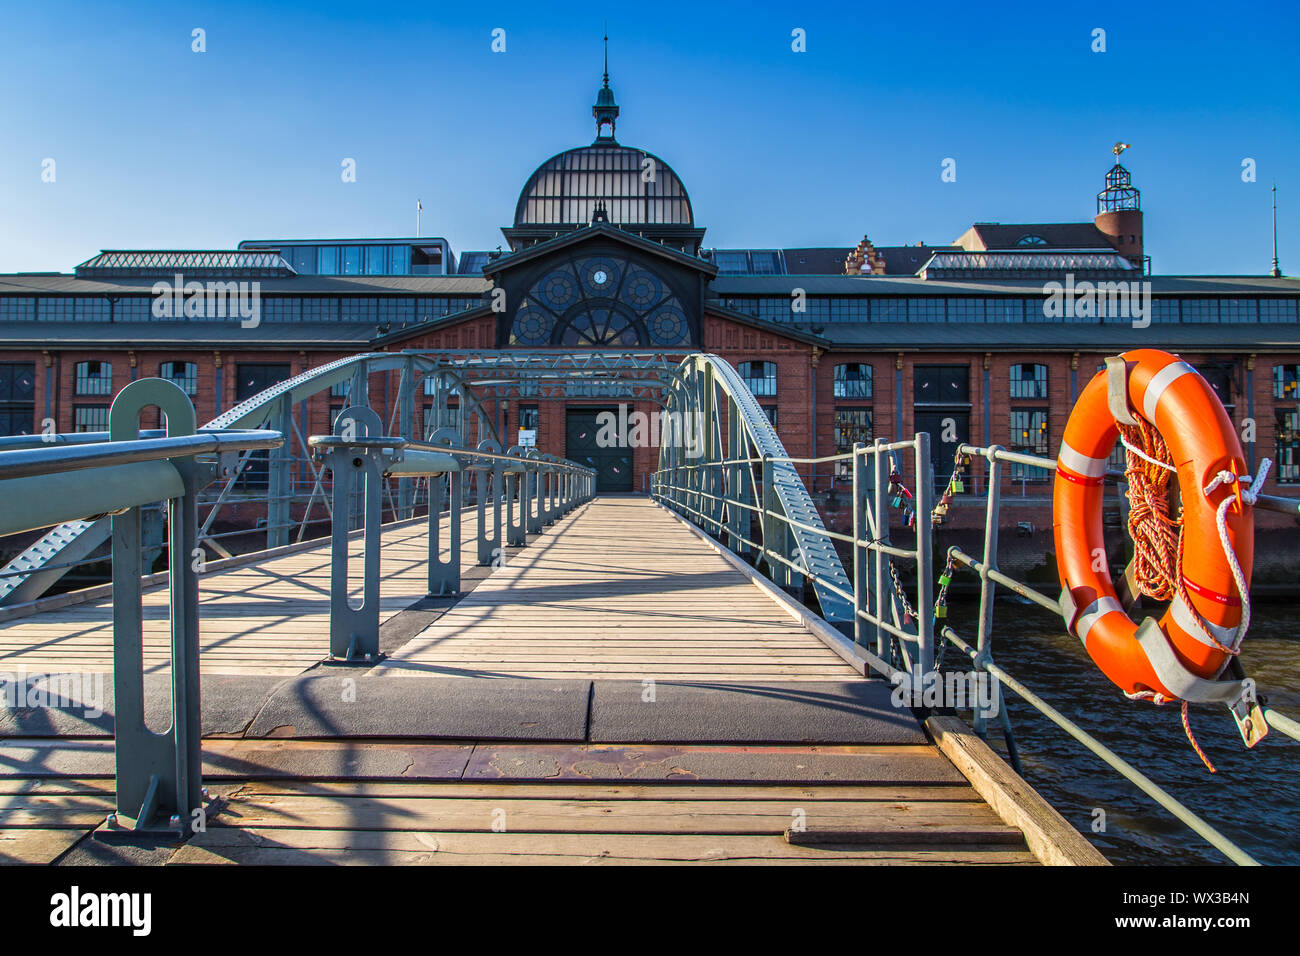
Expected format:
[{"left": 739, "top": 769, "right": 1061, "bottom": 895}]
[{"left": 2, "top": 75, "right": 1299, "bottom": 574}]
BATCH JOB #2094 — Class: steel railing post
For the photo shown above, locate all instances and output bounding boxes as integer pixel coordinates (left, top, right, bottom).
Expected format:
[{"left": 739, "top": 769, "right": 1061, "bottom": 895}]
[
  {"left": 873, "top": 439, "right": 889, "bottom": 660},
  {"left": 267, "top": 394, "right": 292, "bottom": 549},
  {"left": 760, "top": 453, "right": 776, "bottom": 584},
  {"left": 726, "top": 399, "right": 747, "bottom": 555},
  {"left": 526, "top": 452, "right": 543, "bottom": 534},
  {"left": 325, "top": 406, "right": 384, "bottom": 661},
  {"left": 852, "top": 442, "right": 868, "bottom": 647},
  {"left": 107, "top": 378, "right": 204, "bottom": 836},
  {"left": 428, "top": 465, "right": 461, "bottom": 596},
  {"left": 506, "top": 446, "right": 527, "bottom": 547},
  {"left": 397, "top": 357, "right": 415, "bottom": 518},
  {"left": 476, "top": 440, "right": 503, "bottom": 565},
  {"left": 974, "top": 446, "right": 1004, "bottom": 736},
  {"left": 913, "top": 431, "right": 935, "bottom": 673}
]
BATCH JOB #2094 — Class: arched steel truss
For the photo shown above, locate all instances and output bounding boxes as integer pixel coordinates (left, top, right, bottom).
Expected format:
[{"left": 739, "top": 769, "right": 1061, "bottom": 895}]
[{"left": 652, "top": 354, "right": 853, "bottom": 624}]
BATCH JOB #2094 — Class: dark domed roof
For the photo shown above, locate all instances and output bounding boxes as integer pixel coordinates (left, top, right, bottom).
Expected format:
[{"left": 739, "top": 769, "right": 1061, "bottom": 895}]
[{"left": 513, "top": 144, "right": 694, "bottom": 228}]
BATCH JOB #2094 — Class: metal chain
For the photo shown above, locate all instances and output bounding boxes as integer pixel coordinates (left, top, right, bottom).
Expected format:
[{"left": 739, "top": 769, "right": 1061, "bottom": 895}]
[{"left": 932, "top": 552, "right": 958, "bottom": 671}]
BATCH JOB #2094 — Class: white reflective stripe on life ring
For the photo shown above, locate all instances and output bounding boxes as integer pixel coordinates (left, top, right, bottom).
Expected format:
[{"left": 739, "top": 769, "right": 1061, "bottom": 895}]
[
  {"left": 1141, "top": 361, "right": 1195, "bottom": 423},
  {"left": 1169, "top": 594, "right": 1240, "bottom": 649},
  {"left": 1074, "top": 595, "right": 1124, "bottom": 643},
  {"left": 1057, "top": 439, "right": 1109, "bottom": 479}
]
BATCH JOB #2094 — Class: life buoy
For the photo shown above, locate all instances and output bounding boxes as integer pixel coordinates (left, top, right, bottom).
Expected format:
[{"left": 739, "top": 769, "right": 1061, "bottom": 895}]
[{"left": 1053, "top": 349, "right": 1253, "bottom": 701}]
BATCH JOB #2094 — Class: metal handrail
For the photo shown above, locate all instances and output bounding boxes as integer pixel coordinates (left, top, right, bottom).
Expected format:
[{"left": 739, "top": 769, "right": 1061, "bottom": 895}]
[
  {"left": 656, "top": 423, "right": 1299, "bottom": 865},
  {"left": 935, "top": 441, "right": 1300, "bottom": 866},
  {"left": 654, "top": 429, "right": 936, "bottom": 672},
  {"left": 0, "top": 430, "right": 282, "bottom": 481}
]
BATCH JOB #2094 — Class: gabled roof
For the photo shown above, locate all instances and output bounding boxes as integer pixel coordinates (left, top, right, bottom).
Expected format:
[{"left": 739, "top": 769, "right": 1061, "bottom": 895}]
[
  {"left": 482, "top": 222, "right": 718, "bottom": 278},
  {"left": 954, "top": 222, "right": 1114, "bottom": 251}
]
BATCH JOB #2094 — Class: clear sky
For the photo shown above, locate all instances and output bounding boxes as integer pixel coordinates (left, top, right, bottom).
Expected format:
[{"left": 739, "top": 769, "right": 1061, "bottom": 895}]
[{"left": 1, "top": 0, "right": 1296, "bottom": 275}]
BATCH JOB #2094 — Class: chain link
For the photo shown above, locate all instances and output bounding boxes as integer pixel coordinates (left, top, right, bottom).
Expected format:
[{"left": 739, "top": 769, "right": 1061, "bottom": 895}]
[{"left": 932, "top": 552, "right": 958, "bottom": 671}]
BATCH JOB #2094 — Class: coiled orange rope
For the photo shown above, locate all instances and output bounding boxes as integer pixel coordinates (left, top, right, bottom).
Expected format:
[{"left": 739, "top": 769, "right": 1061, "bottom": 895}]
[
  {"left": 1117, "top": 420, "right": 1180, "bottom": 601},
  {"left": 1116, "top": 420, "right": 1221, "bottom": 771}
]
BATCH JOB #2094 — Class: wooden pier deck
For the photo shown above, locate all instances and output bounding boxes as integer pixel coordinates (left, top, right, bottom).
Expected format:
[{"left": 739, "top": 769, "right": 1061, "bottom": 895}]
[
  {"left": 377, "top": 497, "right": 857, "bottom": 680},
  {"left": 0, "top": 511, "right": 489, "bottom": 677},
  {"left": 0, "top": 496, "right": 1105, "bottom": 867}
]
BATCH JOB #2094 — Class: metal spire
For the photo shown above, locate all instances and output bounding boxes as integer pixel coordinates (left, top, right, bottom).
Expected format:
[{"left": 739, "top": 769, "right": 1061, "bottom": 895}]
[
  {"left": 1272, "top": 182, "right": 1282, "bottom": 278},
  {"left": 602, "top": 27, "right": 609, "bottom": 87}
]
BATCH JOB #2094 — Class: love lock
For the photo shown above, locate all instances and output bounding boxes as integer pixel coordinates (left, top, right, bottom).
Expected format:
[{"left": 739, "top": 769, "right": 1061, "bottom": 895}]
[{"left": 1228, "top": 679, "right": 1269, "bottom": 748}]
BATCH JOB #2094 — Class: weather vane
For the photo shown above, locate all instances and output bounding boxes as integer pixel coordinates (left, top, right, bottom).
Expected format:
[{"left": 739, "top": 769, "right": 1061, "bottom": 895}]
[{"left": 1112, "top": 142, "right": 1131, "bottom": 160}]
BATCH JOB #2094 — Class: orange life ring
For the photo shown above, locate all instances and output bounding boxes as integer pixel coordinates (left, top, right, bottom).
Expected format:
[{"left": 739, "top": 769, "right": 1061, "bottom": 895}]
[{"left": 1053, "top": 348, "right": 1253, "bottom": 700}]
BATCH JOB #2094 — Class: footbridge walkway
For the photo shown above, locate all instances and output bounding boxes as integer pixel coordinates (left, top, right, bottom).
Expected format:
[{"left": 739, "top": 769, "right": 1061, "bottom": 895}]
[{"left": 18, "top": 347, "right": 1271, "bottom": 866}]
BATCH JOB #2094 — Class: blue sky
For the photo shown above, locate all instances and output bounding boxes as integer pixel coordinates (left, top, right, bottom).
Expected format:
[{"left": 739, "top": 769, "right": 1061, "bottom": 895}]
[{"left": 1, "top": 0, "right": 1296, "bottom": 274}]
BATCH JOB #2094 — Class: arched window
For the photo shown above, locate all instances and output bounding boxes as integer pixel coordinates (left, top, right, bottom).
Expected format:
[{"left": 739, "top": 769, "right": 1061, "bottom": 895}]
[
  {"left": 509, "top": 256, "right": 691, "bottom": 347},
  {"left": 737, "top": 361, "right": 777, "bottom": 397},
  {"left": 1009, "top": 362, "right": 1047, "bottom": 399},
  {"left": 1016, "top": 234, "right": 1048, "bottom": 246},
  {"left": 159, "top": 360, "right": 198, "bottom": 395},
  {"left": 74, "top": 361, "right": 112, "bottom": 396},
  {"left": 834, "top": 363, "right": 872, "bottom": 399}
]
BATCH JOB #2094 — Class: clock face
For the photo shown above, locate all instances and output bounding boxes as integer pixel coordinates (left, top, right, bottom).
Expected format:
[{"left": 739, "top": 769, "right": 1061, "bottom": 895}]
[{"left": 593, "top": 269, "right": 608, "bottom": 285}]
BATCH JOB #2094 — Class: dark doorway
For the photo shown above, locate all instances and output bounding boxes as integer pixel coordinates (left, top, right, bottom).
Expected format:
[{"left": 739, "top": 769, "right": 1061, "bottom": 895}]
[
  {"left": 235, "top": 363, "right": 292, "bottom": 490},
  {"left": 566, "top": 407, "right": 633, "bottom": 493},
  {"left": 914, "top": 410, "right": 969, "bottom": 491}
]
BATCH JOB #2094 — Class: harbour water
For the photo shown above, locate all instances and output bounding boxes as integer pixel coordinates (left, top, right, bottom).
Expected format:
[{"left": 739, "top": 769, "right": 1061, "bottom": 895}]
[{"left": 948, "top": 597, "right": 1300, "bottom": 865}]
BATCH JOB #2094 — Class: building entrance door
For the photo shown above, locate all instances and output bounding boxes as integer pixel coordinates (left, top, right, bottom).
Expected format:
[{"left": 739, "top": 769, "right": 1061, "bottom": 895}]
[
  {"left": 914, "top": 410, "right": 969, "bottom": 491},
  {"left": 566, "top": 407, "right": 633, "bottom": 492}
]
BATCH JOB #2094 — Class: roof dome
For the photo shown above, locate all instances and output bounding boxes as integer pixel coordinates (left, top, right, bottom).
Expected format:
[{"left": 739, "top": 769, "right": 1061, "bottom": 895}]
[{"left": 513, "top": 144, "right": 694, "bottom": 228}]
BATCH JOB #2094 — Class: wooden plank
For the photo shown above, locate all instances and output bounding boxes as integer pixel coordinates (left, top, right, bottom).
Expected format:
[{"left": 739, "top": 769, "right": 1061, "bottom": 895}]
[
  {"left": 170, "top": 829, "right": 1036, "bottom": 866},
  {"left": 228, "top": 780, "right": 980, "bottom": 802},
  {"left": 0, "top": 827, "right": 87, "bottom": 864},
  {"left": 211, "top": 794, "right": 1014, "bottom": 835},
  {"left": 925, "top": 715, "right": 1109, "bottom": 866}
]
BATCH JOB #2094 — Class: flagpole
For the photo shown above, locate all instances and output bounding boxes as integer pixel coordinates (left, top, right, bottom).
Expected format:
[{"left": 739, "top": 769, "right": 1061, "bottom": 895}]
[{"left": 416, "top": 200, "right": 422, "bottom": 238}]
